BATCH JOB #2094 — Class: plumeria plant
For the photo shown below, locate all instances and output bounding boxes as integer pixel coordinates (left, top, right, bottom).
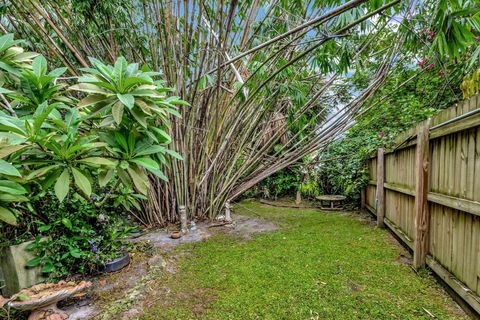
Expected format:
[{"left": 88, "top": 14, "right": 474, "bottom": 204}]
[
  {"left": 0, "top": 33, "right": 186, "bottom": 227},
  {"left": 0, "top": 33, "right": 185, "bottom": 276}
]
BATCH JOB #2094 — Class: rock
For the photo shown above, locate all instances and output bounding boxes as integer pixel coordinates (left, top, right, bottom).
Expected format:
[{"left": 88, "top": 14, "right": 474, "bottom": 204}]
[{"left": 0, "top": 240, "right": 45, "bottom": 296}]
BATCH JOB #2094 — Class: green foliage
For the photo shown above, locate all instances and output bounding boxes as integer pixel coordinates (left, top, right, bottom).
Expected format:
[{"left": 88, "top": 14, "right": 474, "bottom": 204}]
[
  {"left": 0, "top": 34, "right": 185, "bottom": 228},
  {"left": 318, "top": 62, "right": 462, "bottom": 203},
  {"left": 25, "top": 194, "right": 137, "bottom": 279},
  {"left": 461, "top": 68, "right": 480, "bottom": 98},
  {"left": 0, "top": 33, "right": 37, "bottom": 82},
  {"left": 298, "top": 178, "right": 321, "bottom": 199},
  {"left": 244, "top": 168, "right": 300, "bottom": 199},
  {"left": 0, "top": 33, "right": 185, "bottom": 279},
  {"left": 6, "top": 55, "right": 71, "bottom": 114},
  {"left": 428, "top": 0, "right": 480, "bottom": 61}
]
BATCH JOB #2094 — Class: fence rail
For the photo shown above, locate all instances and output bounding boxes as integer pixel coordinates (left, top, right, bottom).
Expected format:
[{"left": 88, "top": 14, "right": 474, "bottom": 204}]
[{"left": 364, "top": 94, "right": 480, "bottom": 315}]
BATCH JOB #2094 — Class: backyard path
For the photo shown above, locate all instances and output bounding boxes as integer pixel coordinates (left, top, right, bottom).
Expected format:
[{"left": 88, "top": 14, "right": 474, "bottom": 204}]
[{"left": 68, "top": 200, "right": 467, "bottom": 319}]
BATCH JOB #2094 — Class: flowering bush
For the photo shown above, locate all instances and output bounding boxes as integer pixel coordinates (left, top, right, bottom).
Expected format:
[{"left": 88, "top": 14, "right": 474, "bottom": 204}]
[{"left": 25, "top": 194, "right": 137, "bottom": 279}]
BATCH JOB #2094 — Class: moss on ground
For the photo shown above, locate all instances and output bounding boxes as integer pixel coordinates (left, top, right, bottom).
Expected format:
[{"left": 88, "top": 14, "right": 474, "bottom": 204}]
[{"left": 137, "top": 200, "right": 466, "bottom": 320}]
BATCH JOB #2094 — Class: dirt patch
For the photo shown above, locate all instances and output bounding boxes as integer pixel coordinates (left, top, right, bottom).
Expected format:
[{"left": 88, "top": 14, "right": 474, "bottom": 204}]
[
  {"left": 396, "top": 253, "right": 413, "bottom": 266},
  {"left": 130, "top": 213, "right": 277, "bottom": 249},
  {"left": 61, "top": 250, "right": 155, "bottom": 318},
  {"left": 347, "top": 280, "right": 365, "bottom": 293},
  {"left": 62, "top": 213, "right": 277, "bottom": 319}
]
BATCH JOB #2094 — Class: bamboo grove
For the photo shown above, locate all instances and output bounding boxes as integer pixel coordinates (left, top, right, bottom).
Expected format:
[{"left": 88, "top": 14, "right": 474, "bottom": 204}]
[{"left": 1, "top": 0, "right": 479, "bottom": 225}]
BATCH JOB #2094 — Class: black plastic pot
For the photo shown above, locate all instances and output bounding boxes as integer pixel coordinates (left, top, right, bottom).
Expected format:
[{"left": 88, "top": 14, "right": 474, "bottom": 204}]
[{"left": 101, "top": 251, "right": 130, "bottom": 273}]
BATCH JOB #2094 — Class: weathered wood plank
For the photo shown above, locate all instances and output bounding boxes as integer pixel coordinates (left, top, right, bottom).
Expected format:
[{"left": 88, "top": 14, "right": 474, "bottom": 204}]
[
  {"left": 360, "top": 188, "right": 366, "bottom": 210},
  {"left": 413, "top": 119, "right": 431, "bottom": 269},
  {"left": 427, "top": 256, "right": 480, "bottom": 315},
  {"left": 376, "top": 148, "right": 385, "bottom": 228},
  {"left": 430, "top": 109, "right": 480, "bottom": 140},
  {"left": 384, "top": 217, "right": 413, "bottom": 250}
]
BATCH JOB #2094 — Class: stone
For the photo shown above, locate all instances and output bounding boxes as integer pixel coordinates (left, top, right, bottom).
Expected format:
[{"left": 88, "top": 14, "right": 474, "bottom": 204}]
[{"left": 0, "top": 240, "right": 45, "bottom": 297}]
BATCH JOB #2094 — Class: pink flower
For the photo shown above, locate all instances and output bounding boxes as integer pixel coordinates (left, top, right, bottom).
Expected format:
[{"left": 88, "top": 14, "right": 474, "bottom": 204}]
[
  {"left": 418, "top": 58, "right": 427, "bottom": 67},
  {"left": 425, "top": 63, "right": 434, "bottom": 70},
  {"left": 379, "top": 132, "right": 385, "bottom": 138}
]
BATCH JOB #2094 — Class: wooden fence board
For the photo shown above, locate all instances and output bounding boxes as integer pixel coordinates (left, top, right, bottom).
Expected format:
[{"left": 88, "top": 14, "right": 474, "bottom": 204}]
[{"left": 364, "top": 94, "right": 480, "bottom": 314}]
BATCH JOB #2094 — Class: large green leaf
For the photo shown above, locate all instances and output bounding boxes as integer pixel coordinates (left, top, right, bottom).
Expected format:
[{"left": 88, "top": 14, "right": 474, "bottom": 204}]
[
  {"left": 150, "top": 127, "right": 172, "bottom": 144},
  {"left": 0, "top": 206, "right": 17, "bottom": 226},
  {"left": 0, "top": 193, "right": 28, "bottom": 202},
  {"left": 114, "top": 56, "right": 128, "bottom": 85},
  {"left": 78, "top": 94, "right": 107, "bottom": 108},
  {"left": 0, "top": 180, "right": 27, "bottom": 195},
  {"left": 26, "top": 165, "right": 60, "bottom": 180},
  {"left": 54, "top": 169, "right": 70, "bottom": 202},
  {"left": 32, "top": 55, "right": 47, "bottom": 77},
  {"left": 70, "top": 83, "right": 109, "bottom": 95},
  {"left": 131, "top": 157, "right": 159, "bottom": 171},
  {"left": 77, "top": 157, "right": 118, "bottom": 167},
  {"left": 72, "top": 168, "right": 91, "bottom": 196},
  {"left": 135, "top": 145, "right": 166, "bottom": 157},
  {"left": 117, "top": 93, "right": 134, "bottom": 109},
  {"left": 127, "top": 166, "right": 149, "bottom": 195},
  {"left": 130, "top": 107, "right": 148, "bottom": 128},
  {"left": 41, "top": 262, "right": 55, "bottom": 273},
  {"left": 164, "top": 149, "right": 184, "bottom": 160},
  {"left": 26, "top": 256, "right": 42, "bottom": 267},
  {"left": 0, "top": 145, "right": 26, "bottom": 159},
  {"left": 0, "top": 159, "right": 21, "bottom": 177},
  {"left": 112, "top": 101, "right": 124, "bottom": 125},
  {"left": 0, "top": 34, "right": 14, "bottom": 52},
  {"left": 148, "top": 168, "right": 169, "bottom": 182},
  {"left": 99, "top": 169, "right": 115, "bottom": 187}
]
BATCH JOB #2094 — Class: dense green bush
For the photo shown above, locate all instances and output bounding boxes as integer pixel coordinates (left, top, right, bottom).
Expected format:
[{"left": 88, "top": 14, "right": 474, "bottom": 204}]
[
  {"left": 25, "top": 194, "right": 137, "bottom": 279},
  {"left": 242, "top": 168, "right": 300, "bottom": 199},
  {"left": 0, "top": 33, "right": 184, "bottom": 278}
]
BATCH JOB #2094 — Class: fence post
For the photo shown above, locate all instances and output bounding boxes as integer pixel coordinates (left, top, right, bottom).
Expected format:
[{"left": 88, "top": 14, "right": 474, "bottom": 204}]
[
  {"left": 360, "top": 188, "right": 366, "bottom": 211},
  {"left": 413, "top": 119, "right": 431, "bottom": 270},
  {"left": 376, "top": 148, "right": 385, "bottom": 228}
]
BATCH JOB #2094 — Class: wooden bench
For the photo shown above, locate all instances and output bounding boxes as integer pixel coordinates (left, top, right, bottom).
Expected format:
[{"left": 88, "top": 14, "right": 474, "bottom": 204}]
[{"left": 315, "top": 195, "right": 346, "bottom": 210}]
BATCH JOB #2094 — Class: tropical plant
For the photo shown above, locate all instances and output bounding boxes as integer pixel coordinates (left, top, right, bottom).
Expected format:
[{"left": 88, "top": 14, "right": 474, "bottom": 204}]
[
  {"left": 4, "top": 55, "right": 71, "bottom": 114},
  {"left": 25, "top": 194, "right": 136, "bottom": 278},
  {"left": 3, "top": 0, "right": 479, "bottom": 225},
  {"left": 0, "top": 34, "right": 185, "bottom": 227},
  {"left": 0, "top": 33, "right": 37, "bottom": 79},
  {"left": 0, "top": 177, "right": 28, "bottom": 226}
]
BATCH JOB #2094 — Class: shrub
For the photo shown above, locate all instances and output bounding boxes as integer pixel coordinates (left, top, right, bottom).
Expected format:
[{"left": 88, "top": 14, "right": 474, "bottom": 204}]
[{"left": 0, "top": 33, "right": 186, "bottom": 277}]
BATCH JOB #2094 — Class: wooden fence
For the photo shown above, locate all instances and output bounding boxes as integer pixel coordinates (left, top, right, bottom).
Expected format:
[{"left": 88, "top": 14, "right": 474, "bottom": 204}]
[{"left": 363, "top": 93, "right": 480, "bottom": 314}]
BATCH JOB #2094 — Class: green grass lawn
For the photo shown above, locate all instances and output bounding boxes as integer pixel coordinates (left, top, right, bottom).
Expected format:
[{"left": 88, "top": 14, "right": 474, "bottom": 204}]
[{"left": 139, "top": 200, "right": 466, "bottom": 320}]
